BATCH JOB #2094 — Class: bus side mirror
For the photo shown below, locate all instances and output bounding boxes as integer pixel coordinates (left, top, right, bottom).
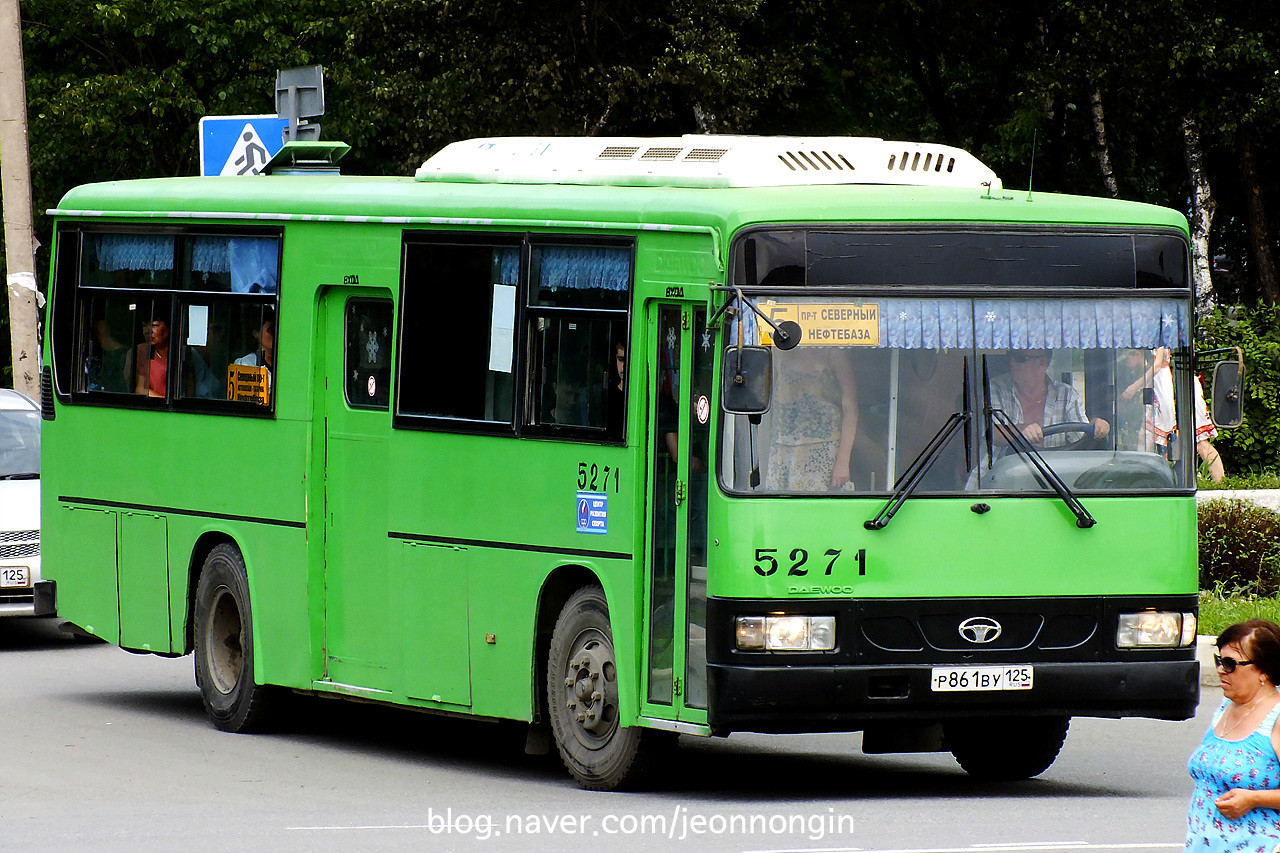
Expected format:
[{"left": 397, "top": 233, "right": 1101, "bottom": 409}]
[
  {"left": 1211, "top": 360, "right": 1245, "bottom": 428},
  {"left": 721, "top": 346, "right": 772, "bottom": 416}
]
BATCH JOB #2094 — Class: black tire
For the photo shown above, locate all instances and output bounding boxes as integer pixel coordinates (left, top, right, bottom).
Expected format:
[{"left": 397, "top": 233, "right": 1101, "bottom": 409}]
[
  {"left": 944, "top": 715, "right": 1069, "bottom": 781},
  {"left": 193, "top": 543, "right": 275, "bottom": 732},
  {"left": 547, "top": 585, "right": 662, "bottom": 790}
]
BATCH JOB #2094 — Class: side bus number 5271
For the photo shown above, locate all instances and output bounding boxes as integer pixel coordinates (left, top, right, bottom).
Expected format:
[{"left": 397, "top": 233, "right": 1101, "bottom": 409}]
[
  {"left": 753, "top": 547, "right": 866, "bottom": 577},
  {"left": 577, "top": 462, "right": 620, "bottom": 493}
]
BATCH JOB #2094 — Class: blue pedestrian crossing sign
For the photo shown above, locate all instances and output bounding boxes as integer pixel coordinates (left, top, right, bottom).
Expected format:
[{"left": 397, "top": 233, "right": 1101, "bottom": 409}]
[{"left": 199, "top": 115, "right": 289, "bottom": 176}]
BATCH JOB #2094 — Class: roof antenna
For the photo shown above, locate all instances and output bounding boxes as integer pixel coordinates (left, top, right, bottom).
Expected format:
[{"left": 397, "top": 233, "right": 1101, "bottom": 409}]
[{"left": 1026, "top": 129, "right": 1037, "bottom": 202}]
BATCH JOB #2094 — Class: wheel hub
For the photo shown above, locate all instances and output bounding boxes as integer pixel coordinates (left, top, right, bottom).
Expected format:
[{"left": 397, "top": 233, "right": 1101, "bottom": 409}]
[
  {"left": 206, "top": 586, "right": 244, "bottom": 695},
  {"left": 560, "top": 634, "right": 619, "bottom": 749}
]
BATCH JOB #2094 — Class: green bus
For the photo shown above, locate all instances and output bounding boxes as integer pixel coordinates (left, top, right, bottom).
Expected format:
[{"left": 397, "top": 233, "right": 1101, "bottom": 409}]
[{"left": 41, "top": 135, "right": 1223, "bottom": 789}]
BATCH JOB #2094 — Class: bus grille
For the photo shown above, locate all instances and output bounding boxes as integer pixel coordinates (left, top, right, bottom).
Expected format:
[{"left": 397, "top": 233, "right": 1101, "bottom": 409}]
[{"left": 0, "top": 541, "right": 38, "bottom": 559}]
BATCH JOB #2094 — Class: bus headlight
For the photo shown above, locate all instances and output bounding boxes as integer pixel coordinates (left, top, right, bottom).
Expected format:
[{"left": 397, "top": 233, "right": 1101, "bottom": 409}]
[
  {"left": 1116, "top": 611, "right": 1196, "bottom": 648},
  {"left": 735, "top": 615, "right": 836, "bottom": 651}
]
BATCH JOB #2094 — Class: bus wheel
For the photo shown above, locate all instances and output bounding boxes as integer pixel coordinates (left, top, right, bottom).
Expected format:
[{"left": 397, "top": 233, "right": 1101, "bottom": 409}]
[
  {"left": 193, "top": 543, "right": 274, "bottom": 733},
  {"left": 548, "top": 585, "right": 648, "bottom": 790},
  {"left": 944, "top": 715, "right": 1069, "bottom": 780}
]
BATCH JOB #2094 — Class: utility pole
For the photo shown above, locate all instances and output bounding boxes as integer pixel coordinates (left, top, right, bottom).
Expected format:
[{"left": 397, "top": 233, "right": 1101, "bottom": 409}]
[{"left": 0, "top": 0, "right": 41, "bottom": 398}]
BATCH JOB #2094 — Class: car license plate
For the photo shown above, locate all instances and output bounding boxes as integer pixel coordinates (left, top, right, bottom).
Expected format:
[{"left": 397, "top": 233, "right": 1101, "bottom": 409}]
[
  {"left": 0, "top": 565, "right": 30, "bottom": 588},
  {"left": 931, "top": 665, "right": 1033, "bottom": 692}
]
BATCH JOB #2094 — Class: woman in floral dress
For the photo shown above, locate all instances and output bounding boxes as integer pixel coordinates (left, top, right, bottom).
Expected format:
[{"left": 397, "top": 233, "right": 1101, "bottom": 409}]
[{"left": 1187, "top": 619, "right": 1280, "bottom": 852}]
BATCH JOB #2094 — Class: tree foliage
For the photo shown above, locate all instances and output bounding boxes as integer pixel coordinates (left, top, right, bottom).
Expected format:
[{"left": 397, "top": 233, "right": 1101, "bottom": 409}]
[{"left": 9, "top": 0, "right": 1280, "bottom": 417}]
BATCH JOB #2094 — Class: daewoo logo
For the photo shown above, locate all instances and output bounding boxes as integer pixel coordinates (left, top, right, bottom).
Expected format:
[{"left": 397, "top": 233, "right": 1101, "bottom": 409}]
[{"left": 958, "top": 616, "right": 1003, "bottom": 644}]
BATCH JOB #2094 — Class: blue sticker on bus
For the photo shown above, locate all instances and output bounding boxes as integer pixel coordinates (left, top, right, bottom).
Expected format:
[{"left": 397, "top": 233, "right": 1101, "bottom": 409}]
[{"left": 576, "top": 491, "right": 608, "bottom": 535}]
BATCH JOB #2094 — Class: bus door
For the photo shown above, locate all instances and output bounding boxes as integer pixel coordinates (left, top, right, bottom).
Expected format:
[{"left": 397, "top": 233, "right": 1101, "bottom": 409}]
[
  {"left": 643, "top": 303, "right": 712, "bottom": 723},
  {"left": 316, "top": 288, "right": 395, "bottom": 690}
]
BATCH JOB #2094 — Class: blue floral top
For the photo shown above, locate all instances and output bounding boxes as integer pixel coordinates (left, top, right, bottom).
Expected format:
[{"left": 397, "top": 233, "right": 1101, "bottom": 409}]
[{"left": 1187, "top": 698, "right": 1280, "bottom": 852}]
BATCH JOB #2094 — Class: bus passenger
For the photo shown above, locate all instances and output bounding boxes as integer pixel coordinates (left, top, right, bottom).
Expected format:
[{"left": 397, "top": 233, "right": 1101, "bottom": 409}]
[
  {"left": 90, "top": 317, "right": 133, "bottom": 393},
  {"left": 989, "top": 348, "right": 1109, "bottom": 447},
  {"left": 234, "top": 309, "right": 276, "bottom": 379},
  {"left": 607, "top": 340, "right": 626, "bottom": 437},
  {"left": 764, "top": 346, "right": 858, "bottom": 491},
  {"left": 134, "top": 316, "right": 169, "bottom": 398}
]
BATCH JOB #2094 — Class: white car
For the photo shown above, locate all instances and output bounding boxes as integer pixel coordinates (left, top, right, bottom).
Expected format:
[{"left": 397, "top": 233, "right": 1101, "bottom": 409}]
[{"left": 0, "top": 389, "right": 44, "bottom": 617}]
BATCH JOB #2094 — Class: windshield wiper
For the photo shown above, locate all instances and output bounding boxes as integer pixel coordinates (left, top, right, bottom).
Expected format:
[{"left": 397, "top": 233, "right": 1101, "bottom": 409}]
[
  {"left": 981, "top": 356, "right": 1095, "bottom": 529},
  {"left": 865, "top": 358, "right": 973, "bottom": 530},
  {"left": 0, "top": 472, "right": 38, "bottom": 480}
]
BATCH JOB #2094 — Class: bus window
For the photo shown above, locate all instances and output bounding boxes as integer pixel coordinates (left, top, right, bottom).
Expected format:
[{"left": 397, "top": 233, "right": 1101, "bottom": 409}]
[
  {"left": 71, "top": 229, "right": 280, "bottom": 409},
  {"left": 345, "top": 299, "right": 392, "bottom": 409},
  {"left": 524, "top": 244, "right": 631, "bottom": 438},
  {"left": 397, "top": 240, "right": 519, "bottom": 426},
  {"left": 82, "top": 232, "right": 176, "bottom": 290},
  {"left": 178, "top": 302, "right": 275, "bottom": 405},
  {"left": 722, "top": 294, "right": 1193, "bottom": 495}
]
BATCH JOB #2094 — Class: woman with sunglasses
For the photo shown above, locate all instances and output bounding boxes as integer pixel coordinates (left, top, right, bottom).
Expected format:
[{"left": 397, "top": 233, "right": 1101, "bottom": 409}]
[{"left": 1186, "top": 618, "right": 1280, "bottom": 851}]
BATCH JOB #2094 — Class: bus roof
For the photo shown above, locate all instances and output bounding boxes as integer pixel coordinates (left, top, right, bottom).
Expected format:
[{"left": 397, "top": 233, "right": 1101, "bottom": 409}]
[{"left": 51, "top": 142, "right": 1189, "bottom": 238}]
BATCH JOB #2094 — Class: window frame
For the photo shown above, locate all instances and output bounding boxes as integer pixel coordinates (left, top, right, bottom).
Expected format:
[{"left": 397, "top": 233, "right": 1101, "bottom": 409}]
[
  {"left": 343, "top": 296, "right": 394, "bottom": 412},
  {"left": 54, "top": 224, "right": 283, "bottom": 417},
  {"left": 393, "top": 231, "right": 634, "bottom": 445}
]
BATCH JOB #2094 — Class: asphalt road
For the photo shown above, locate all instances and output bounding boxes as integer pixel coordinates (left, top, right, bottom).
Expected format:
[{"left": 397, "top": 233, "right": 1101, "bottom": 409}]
[{"left": 2, "top": 617, "right": 1210, "bottom": 853}]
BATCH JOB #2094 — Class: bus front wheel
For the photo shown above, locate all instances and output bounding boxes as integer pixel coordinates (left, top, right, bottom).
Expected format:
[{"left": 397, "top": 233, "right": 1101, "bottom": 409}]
[
  {"left": 547, "top": 585, "right": 651, "bottom": 790},
  {"left": 944, "top": 715, "right": 1069, "bottom": 780},
  {"left": 194, "top": 543, "right": 274, "bottom": 733}
]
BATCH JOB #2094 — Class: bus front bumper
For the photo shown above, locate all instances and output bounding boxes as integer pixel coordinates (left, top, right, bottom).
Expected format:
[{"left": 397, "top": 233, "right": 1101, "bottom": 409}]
[{"left": 706, "top": 658, "right": 1199, "bottom": 733}]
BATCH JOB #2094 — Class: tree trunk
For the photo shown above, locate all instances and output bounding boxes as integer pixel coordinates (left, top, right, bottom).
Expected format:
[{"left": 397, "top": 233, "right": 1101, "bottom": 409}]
[
  {"left": 1240, "top": 136, "right": 1280, "bottom": 305},
  {"left": 0, "top": 0, "right": 41, "bottom": 397},
  {"left": 1181, "top": 116, "right": 1216, "bottom": 310},
  {"left": 1089, "top": 83, "right": 1119, "bottom": 198}
]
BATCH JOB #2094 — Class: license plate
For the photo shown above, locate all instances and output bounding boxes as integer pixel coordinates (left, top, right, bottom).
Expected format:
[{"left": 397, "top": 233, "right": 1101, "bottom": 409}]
[
  {"left": 0, "top": 565, "right": 30, "bottom": 588},
  {"left": 931, "top": 665, "right": 1033, "bottom": 692}
]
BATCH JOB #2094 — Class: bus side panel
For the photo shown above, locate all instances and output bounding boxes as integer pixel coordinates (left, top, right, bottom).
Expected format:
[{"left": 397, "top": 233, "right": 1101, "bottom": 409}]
[
  {"left": 118, "top": 510, "right": 171, "bottom": 652},
  {"left": 240, "top": 523, "right": 313, "bottom": 691},
  {"left": 51, "top": 505, "right": 120, "bottom": 645},
  {"left": 398, "top": 540, "right": 472, "bottom": 706},
  {"left": 387, "top": 431, "right": 642, "bottom": 723}
]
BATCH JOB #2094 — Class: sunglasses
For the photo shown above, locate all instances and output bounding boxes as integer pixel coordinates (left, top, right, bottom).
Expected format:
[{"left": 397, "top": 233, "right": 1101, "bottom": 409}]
[{"left": 1214, "top": 653, "right": 1255, "bottom": 673}]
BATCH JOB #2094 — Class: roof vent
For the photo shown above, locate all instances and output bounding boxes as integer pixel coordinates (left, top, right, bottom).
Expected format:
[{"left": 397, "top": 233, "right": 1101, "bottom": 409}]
[
  {"left": 639, "top": 147, "right": 683, "bottom": 161},
  {"left": 598, "top": 146, "right": 640, "bottom": 160},
  {"left": 684, "top": 148, "right": 728, "bottom": 162},
  {"left": 887, "top": 150, "right": 955, "bottom": 174},
  {"left": 777, "top": 150, "right": 856, "bottom": 172}
]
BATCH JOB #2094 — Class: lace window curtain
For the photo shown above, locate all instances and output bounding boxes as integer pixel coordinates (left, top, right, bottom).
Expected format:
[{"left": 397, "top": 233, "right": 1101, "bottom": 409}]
[
  {"left": 93, "top": 234, "right": 174, "bottom": 272},
  {"left": 190, "top": 236, "right": 280, "bottom": 293},
  {"left": 495, "top": 247, "right": 519, "bottom": 285},
  {"left": 730, "top": 297, "right": 1189, "bottom": 351},
  {"left": 535, "top": 247, "right": 630, "bottom": 292}
]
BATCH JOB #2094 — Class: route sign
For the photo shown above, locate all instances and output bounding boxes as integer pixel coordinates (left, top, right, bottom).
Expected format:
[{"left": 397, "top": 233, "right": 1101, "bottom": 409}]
[{"left": 199, "top": 115, "right": 288, "bottom": 177}]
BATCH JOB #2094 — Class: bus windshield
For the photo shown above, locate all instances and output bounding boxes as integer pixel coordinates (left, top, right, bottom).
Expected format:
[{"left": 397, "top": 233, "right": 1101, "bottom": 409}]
[{"left": 720, "top": 294, "right": 1194, "bottom": 495}]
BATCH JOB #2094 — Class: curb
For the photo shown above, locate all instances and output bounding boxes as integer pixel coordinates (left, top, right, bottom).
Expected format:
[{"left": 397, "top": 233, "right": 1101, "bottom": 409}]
[{"left": 1197, "top": 635, "right": 1219, "bottom": 687}]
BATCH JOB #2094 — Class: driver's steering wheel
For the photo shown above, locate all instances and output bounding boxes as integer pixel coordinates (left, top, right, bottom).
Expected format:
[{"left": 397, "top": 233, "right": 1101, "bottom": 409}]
[{"left": 1041, "top": 421, "right": 1111, "bottom": 450}]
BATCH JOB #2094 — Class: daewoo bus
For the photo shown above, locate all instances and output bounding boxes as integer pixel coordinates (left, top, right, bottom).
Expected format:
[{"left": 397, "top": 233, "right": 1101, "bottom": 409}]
[{"left": 40, "top": 135, "right": 1237, "bottom": 789}]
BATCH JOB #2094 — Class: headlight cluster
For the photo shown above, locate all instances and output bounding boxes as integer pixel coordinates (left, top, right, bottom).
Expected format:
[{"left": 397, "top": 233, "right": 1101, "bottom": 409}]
[
  {"left": 735, "top": 615, "right": 836, "bottom": 651},
  {"left": 1116, "top": 611, "right": 1197, "bottom": 648}
]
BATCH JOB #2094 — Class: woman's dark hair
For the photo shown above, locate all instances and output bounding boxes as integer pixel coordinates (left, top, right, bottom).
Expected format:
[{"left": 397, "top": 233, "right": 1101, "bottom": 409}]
[{"left": 1217, "top": 619, "right": 1280, "bottom": 682}]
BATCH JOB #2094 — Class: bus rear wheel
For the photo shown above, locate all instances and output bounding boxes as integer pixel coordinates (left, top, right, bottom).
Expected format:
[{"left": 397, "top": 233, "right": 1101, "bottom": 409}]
[
  {"left": 548, "top": 585, "right": 652, "bottom": 790},
  {"left": 944, "top": 715, "right": 1069, "bottom": 780},
  {"left": 194, "top": 543, "right": 275, "bottom": 733}
]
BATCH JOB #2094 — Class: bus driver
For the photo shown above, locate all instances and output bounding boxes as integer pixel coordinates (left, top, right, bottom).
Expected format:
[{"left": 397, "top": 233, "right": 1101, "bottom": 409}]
[{"left": 988, "top": 349, "right": 1110, "bottom": 448}]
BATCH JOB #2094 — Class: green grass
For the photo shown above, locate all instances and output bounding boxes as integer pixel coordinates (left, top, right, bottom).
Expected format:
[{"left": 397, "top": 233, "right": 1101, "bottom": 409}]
[
  {"left": 1199, "top": 471, "right": 1280, "bottom": 491},
  {"left": 1198, "top": 591, "right": 1280, "bottom": 636}
]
